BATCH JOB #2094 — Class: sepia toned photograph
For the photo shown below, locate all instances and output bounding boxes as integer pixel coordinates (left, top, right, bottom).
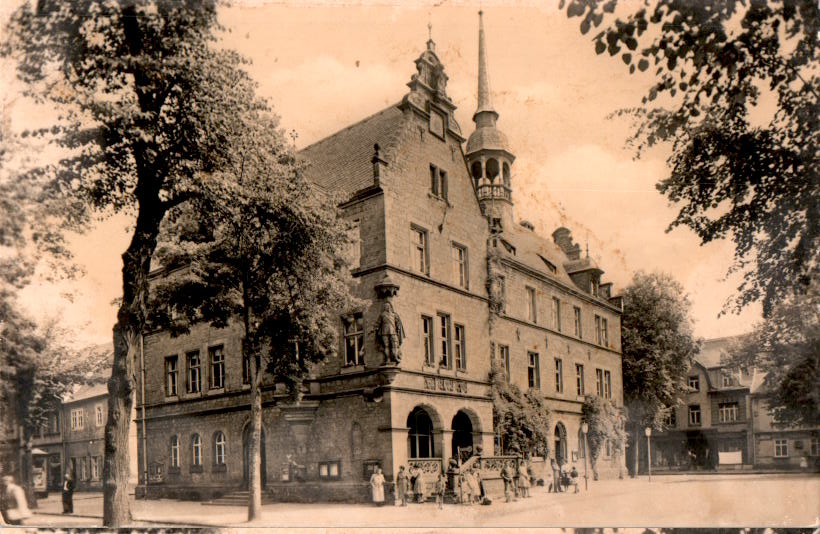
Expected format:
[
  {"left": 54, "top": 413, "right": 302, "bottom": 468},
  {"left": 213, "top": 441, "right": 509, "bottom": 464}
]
[{"left": 0, "top": 0, "right": 817, "bottom": 530}]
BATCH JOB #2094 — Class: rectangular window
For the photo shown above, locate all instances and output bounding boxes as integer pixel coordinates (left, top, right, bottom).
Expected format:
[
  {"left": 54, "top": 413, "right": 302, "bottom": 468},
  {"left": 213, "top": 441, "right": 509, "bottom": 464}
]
[
  {"left": 430, "top": 164, "right": 439, "bottom": 196},
  {"left": 688, "top": 405, "right": 702, "bottom": 426},
  {"left": 346, "top": 220, "right": 362, "bottom": 270},
  {"left": 604, "top": 370, "right": 612, "bottom": 399},
  {"left": 454, "top": 324, "right": 466, "bottom": 371},
  {"left": 595, "top": 315, "right": 608, "bottom": 346},
  {"left": 554, "top": 358, "right": 563, "bottom": 394},
  {"left": 665, "top": 409, "right": 677, "bottom": 428},
  {"left": 187, "top": 350, "right": 201, "bottom": 393},
  {"left": 209, "top": 345, "right": 225, "bottom": 389},
  {"left": 528, "top": 352, "right": 540, "bottom": 389},
  {"left": 499, "top": 345, "right": 511, "bottom": 383},
  {"left": 430, "top": 164, "right": 448, "bottom": 200},
  {"left": 596, "top": 368, "right": 604, "bottom": 397},
  {"left": 48, "top": 412, "right": 60, "bottom": 435},
  {"left": 810, "top": 437, "right": 818, "bottom": 456},
  {"left": 422, "top": 315, "right": 434, "bottom": 365},
  {"left": 452, "top": 243, "right": 468, "bottom": 288},
  {"left": 95, "top": 404, "right": 104, "bottom": 427},
  {"left": 774, "top": 439, "right": 788, "bottom": 458},
  {"left": 91, "top": 456, "right": 100, "bottom": 481},
  {"left": 438, "top": 313, "right": 452, "bottom": 368},
  {"left": 575, "top": 363, "right": 585, "bottom": 396},
  {"left": 70, "top": 408, "right": 84, "bottom": 431},
  {"left": 343, "top": 313, "right": 365, "bottom": 366},
  {"left": 165, "top": 356, "right": 178, "bottom": 396},
  {"left": 80, "top": 457, "right": 88, "bottom": 481},
  {"left": 722, "top": 373, "right": 732, "bottom": 387},
  {"left": 719, "top": 402, "right": 738, "bottom": 423},
  {"left": 412, "top": 226, "right": 429, "bottom": 275},
  {"left": 574, "top": 306, "right": 582, "bottom": 338},
  {"left": 688, "top": 376, "right": 700, "bottom": 391},
  {"left": 552, "top": 297, "right": 561, "bottom": 331},
  {"left": 525, "top": 286, "right": 537, "bottom": 323},
  {"left": 318, "top": 461, "right": 341, "bottom": 480}
]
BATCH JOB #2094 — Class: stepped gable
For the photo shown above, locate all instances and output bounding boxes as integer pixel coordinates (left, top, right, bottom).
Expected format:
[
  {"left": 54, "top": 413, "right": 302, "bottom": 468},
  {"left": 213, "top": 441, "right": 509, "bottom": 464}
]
[{"left": 298, "top": 105, "right": 405, "bottom": 196}]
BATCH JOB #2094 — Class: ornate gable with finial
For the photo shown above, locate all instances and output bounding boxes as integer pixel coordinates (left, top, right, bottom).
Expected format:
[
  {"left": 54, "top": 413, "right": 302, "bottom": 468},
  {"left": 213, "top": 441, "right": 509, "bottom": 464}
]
[{"left": 401, "top": 33, "right": 463, "bottom": 140}]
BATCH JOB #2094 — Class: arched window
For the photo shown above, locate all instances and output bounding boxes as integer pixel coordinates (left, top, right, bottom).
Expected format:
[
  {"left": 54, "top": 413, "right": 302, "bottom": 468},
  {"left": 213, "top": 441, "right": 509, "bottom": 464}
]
[
  {"left": 170, "top": 435, "right": 179, "bottom": 468},
  {"left": 407, "top": 407, "right": 435, "bottom": 459},
  {"left": 503, "top": 162, "right": 511, "bottom": 188},
  {"left": 191, "top": 434, "right": 202, "bottom": 466},
  {"left": 214, "top": 432, "right": 226, "bottom": 465},
  {"left": 471, "top": 161, "right": 483, "bottom": 188},
  {"left": 554, "top": 423, "right": 567, "bottom": 465},
  {"left": 486, "top": 158, "right": 500, "bottom": 181}
]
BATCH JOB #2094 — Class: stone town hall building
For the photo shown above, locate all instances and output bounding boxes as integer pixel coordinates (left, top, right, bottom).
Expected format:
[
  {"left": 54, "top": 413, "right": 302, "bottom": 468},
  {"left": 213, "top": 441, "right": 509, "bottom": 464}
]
[{"left": 138, "top": 14, "right": 625, "bottom": 501}]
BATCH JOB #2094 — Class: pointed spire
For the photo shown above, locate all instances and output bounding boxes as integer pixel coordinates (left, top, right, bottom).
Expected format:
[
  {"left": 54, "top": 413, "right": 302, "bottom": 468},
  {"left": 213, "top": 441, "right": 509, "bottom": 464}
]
[
  {"left": 474, "top": 10, "right": 498, "bottom": 124},
  {"left": 427, "top": 20, "right": 435, "bottom": 52}
]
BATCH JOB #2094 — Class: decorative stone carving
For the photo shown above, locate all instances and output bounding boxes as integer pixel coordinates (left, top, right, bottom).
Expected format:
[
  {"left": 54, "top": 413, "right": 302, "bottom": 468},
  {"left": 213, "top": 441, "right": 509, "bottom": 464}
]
[{"left": 375, "top": 301, "right": 404, "bottom": 364}]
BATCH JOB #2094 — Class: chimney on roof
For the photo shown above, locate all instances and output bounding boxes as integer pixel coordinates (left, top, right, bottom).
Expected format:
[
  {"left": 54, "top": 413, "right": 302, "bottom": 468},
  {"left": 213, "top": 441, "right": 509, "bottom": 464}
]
[
  {"left": 371, "top": 143, "right": 387, "bottom": 187},
  {"left": 552, "top": 227, "right": 582, "bottom": 260}
]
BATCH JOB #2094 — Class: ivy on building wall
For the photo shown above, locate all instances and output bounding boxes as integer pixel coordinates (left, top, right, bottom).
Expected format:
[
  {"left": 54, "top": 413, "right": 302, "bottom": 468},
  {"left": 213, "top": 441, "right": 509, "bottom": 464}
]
[
  {"left": 581, "top": 395, "right": 627, "bottom": 479},
  {"left": 490, "top": 362, "right": 551, "bottom": 457}
]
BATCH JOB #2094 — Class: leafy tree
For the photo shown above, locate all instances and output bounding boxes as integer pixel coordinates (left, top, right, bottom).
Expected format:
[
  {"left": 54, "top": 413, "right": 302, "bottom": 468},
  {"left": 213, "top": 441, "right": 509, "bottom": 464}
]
[
  {"left": 490, "top": 361, "right": 551, "bottom": 457},
  {"left": 2, "top": 1, "right": 272, "bottom": 525},
  {"left": 147, "top": 114, "right": 358, "bottom": 520},
  {"left": 620, "top": 271, "right": 700, "bottom": 476},
  {"left": 0, "top": 295, "right": 109, "bottom": 507},
  {"left": 563, "top": 0, "right": 820, "bottom": 316},
  {"left": 581, "top": 395, "right": 627, "bottom": 480},
  {"left": 725, "top": 280, "right": 819, "bottom": 427}
]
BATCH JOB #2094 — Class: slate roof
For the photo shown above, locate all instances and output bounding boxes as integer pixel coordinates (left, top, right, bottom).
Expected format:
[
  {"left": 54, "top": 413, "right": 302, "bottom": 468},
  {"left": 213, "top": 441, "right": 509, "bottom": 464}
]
[
  {"left": 299, "top": 105, "right": 406, "bottom": 196},
  {"left": 496, "top": 222, "right": 582, "bottom": 289}
]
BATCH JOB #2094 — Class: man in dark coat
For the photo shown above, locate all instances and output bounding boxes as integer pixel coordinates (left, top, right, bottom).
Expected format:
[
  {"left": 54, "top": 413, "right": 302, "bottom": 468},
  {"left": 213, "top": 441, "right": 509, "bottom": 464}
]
[
  {"left": 550, "top": 459, "right": 563, "bottom": 493},
  {"left": 62, "top": 469, "right": 75, "bottom": 514}
]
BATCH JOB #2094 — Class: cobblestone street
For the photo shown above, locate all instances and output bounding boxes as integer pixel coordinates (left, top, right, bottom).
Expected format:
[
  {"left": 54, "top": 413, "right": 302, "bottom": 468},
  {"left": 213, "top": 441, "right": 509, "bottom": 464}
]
[{"left": 22, "top": 473, "right": 820, "bottom": 528}]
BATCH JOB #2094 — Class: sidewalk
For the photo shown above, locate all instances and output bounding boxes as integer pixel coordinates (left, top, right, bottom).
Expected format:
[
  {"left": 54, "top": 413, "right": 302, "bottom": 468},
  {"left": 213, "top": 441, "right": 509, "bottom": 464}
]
[{"left": 23, "top": 473, "right": 820, "bottom": 528}]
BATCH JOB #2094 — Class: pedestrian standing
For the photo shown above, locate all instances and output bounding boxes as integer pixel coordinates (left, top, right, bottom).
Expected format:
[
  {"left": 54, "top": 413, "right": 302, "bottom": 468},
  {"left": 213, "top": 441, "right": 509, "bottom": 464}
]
[
  {"left": 435, "top": 471, "right": 446, "bottom": 509},
  {"left": 460, "top": 470, "right": 473, "bottom": 505},
  {"left": 62, "top": 469, "right": 75, "bottom": 513},
  {"left": 518, "top": 464, "right": 531, "bottom": 498},
  {"left": 550, "top": 459, "right": 562, "bottom": 493},
  {"left": 369, "top": 466, "right": 386, "bottom": 506},
  {"left": 412, "top": 466, "right": 426, "bottom": 503},
  {"left": 396, "top": 466, "right": 409, "bottom": 507},
  {"left": 1, "top": 475, "right": 31, "bottom": 526},
  {"left": 501, "top": 463, "right": 516, "bottom": 503}
]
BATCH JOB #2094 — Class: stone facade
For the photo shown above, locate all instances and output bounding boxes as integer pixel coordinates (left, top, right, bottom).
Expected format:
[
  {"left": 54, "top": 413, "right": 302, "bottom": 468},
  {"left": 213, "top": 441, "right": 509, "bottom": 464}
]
[{"left": 137, "top": 15, "right": 626, "bottom": 502}]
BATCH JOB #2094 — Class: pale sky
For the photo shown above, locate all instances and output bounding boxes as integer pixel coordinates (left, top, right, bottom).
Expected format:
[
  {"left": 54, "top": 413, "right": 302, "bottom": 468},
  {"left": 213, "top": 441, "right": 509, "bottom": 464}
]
[{"left": 2, "top": 1, "right": 761, "bottom": 347}]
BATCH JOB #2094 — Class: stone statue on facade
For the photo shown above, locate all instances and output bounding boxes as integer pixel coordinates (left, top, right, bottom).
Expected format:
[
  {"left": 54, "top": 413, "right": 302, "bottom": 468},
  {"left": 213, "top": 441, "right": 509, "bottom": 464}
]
[{"left": 375, "top": 301, "right": 404, "bottom": 364}]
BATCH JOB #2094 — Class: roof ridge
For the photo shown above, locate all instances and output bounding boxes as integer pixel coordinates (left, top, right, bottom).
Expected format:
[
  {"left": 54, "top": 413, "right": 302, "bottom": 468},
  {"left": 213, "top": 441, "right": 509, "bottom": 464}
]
[{"left": 298, "top": 103, "right": 402, "bottom": 154}]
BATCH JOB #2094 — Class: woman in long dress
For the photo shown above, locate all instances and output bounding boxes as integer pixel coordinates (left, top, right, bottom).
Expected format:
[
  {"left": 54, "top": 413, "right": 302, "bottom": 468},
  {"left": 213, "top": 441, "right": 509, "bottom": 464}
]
[
  {"left": 412, "top": 466, "right": 426, "bottom": 502},
  {"left": 369, "top": 467, "right": 385, "bottom": 506}
]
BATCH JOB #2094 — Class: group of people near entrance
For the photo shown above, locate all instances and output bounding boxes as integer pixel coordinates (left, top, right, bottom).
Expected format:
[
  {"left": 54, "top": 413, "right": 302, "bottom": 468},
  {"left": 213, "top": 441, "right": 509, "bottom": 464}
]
[{"left": 369, "top": 458, "right": 582, "bottom": 507}]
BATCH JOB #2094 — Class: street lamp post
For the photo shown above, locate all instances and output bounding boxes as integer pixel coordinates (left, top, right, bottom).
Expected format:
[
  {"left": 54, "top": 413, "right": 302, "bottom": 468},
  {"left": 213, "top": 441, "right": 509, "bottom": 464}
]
[
  {"left": 581, "top": 422, "right": 589, "bottom": 491},
  {"left": 644, "top": 427, "right": 652, "bottom": 483}
]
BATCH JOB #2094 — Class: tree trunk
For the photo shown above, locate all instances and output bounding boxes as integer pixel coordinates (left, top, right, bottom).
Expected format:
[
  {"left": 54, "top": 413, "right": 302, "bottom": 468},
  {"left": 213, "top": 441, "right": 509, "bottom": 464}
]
[
  {"left": 103, "top": 204, "right": 162, "bottom": 527},
  {"left": 248, "top": 355, "right": 262, "bottom": 521}
]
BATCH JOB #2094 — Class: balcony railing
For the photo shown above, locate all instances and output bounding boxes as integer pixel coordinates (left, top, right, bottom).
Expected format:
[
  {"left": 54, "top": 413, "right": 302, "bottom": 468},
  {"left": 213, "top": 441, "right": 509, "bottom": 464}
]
[{"left": 477, "top": 184, "right": 512, "bottom": 201}]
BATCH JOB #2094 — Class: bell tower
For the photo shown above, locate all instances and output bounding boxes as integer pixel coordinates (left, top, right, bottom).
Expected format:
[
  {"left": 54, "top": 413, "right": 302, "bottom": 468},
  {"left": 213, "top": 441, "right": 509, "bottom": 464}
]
[{"left": 465, "top": 11, "right": 515, "bottom": 230}]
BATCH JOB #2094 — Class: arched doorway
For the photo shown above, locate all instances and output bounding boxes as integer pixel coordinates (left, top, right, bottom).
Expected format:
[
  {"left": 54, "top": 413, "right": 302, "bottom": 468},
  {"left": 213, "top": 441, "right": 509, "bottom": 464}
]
[
  {"left": 554, "top": 423, "right": 567, "bottom": 465},
  {"left": 407, "top": 407, "right": 435, "bottom": 458},
  {"left": 451, "top": 411, "right": 474, "bottom": 461},
  {"left": 242, "top": 425, "right": 267, "bottom": 488}
]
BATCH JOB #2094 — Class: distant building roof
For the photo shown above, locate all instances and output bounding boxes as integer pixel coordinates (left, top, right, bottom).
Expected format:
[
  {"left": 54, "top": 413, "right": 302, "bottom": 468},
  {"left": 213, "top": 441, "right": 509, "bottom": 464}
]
[
  {"left": 65, "top": 383, "right": 108, "bottom": 404},
  {"left": 299, "top": 105, "right": 405, "bottom": 196},
  {"left": 696, "top": 336, "right": 741, "bottom": 368}
]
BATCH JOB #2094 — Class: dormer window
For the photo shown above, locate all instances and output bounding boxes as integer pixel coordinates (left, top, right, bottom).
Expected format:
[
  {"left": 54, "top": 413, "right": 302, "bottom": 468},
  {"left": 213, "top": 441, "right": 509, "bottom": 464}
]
[
  {"left": 590, "top": 278, "right": 600, "bottom": 297},
  {"left": 429, "top": 164, "right": 448, "bottom": 200}
]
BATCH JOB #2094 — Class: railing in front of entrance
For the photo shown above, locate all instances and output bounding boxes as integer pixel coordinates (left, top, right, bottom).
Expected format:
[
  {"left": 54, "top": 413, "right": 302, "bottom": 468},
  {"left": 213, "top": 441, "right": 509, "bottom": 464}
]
[
  {"left": 407, "top": 457, "right": 443, "bottom": 499},
  {"left": 474, "top": 455, "right": 521, "bottom": 477}
]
